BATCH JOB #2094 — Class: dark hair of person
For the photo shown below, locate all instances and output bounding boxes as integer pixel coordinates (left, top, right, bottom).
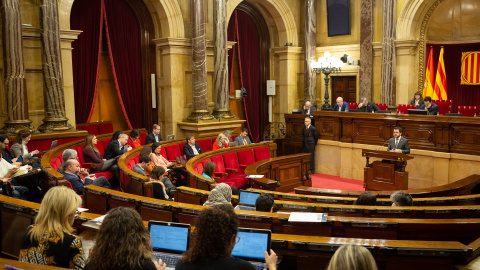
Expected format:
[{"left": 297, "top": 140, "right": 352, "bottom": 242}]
[
  {"left": 255, "top": 193, "right": 275, "bottom": 212},
  {"left": 15, "top": 129, "right": 31, "bottom": 144},
  {"left": 130, "top": 129, "right": 140, "bottom": 139},
  {"left": 85, "top": 134, "right": 100, "bottom": 153},
  {"left": 413, "top": 91, "right": 423, "bottom": 101},
  {"left": 390, "top": 191, "right": 413, "bottom": 206},
  {"left": 394, "top": 126, "right": 403, "bottom": 133},
  {"left": 139, "top": 155, "right": 151, "bottom": 164},
  {"left": 150, "top": 166, "right": 166, "bottom": 180},
  {"left": 87, "top": 207, "right": 153, "bottom": 270},
  {"left": 241, "top": 128, "right": 248, "bottom": 133},
  {"left": 186, "top": 135, "right": 194, "bottom": 143},
  {"left": 151, "top": 142, "right": 161, "bottom": 155},
  {"left": 202, "top": 161, "right": 216, "bottom": 178},
  {"left": 111, "top": 131, "right": 122, "bottom": 142},
  {"left": 139, "top": 146, "right": 152, "bottom": 157},
  {"left": 182, "top": 205, "right": 238, "bottom": 263},
  {"left": 424, "top": 96, "right": 432, "bottom": 102},
  {"left": 354, "top": 192, "right": 377, "bottom": 206},
  {"left": 0, "top": 134, "right": 8, "bottom": 144}
]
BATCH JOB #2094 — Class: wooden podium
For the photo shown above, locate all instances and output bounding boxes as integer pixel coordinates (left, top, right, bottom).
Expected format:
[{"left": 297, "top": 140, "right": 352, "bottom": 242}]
[{"left": 362, "top": 149, "right": 413, "bottom": 191}]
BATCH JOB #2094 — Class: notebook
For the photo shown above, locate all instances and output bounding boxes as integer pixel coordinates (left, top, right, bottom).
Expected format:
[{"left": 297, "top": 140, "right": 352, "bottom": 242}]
[
  {"left": 149, "top": 221, "right": 190, "bottom": 269},
  {"left": 234, "top": 190, "right": 261, "bottom": 211},
  {"left": 231, "top": 228, "right": 271, "bottom": 270}
]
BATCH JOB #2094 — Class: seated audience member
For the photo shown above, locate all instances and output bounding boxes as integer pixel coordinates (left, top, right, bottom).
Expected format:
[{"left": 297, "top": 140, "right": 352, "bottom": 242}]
[
  {"left": 57, "top": 149, "right": 78, "bottom": 174},
  {"left": 133, "top": 156, "right": 168, "bottom": 200},
  {"left": 127, "top": 129, "right": 142, "bottom": 149},
  {"left": 410, "top": 91, "right": 424, "bottom": 108},
  {"left": 224, "top": 130, "right": 234, "bottom": 147},
  {"left": 0, "top": 134, "right": 22, "bottom": 165},
  {"left": 333, "top": 97, "right": 349, "bottom": 112},
  {"left": 357, "top": 97, "right": 380, "bottom": 113},
  {"left": 103, "top": 133, "right": 132, "bottom": 160},
  {"left": 327, "top": 244, "right": 377, "bottom": 270},
  {"left": 202, "top": 161, "right": 216, "bottom": 181},
  {"left": 145, "top": 124, "right": 163, "bottom": 144},
  {"left": 255, "top": 193, "right": 275, "bottom": 213},
  {"left": 110, "top": 131, "right": 122, "bottom": 142},
  {"left": 19, "top": 186, "right": 86, "bottom": 269},
  {"left": 234, "top": 128, "right": 252, "bottom": 146},
  {"left": 176, "top": 205, "right": 277, "bottom": 270},
  {"left": 212, "top": 133, "right": 227, "bottom": 150},
  {"left": 203, "top": 183, "right": 232, "bottom": 207},
  {"left": 354, "top": 191, "right": 377, "bottom": 206},
  {"left": 419, "top": 96, "right": 439, "bottom": 115},
  {"left": 150, "top": 166, "right": 176, "bottom": 197},
  {"left": 0, "top": 151, "right": 29, "bottom": 200},
  {"left": 86, "top": 207, "right": 165, "bottom": 270},
  {"left": 10, "top": 129, "right": 40, "bottom": 167},
  {"left": 62, "top": 159, "right": 111, "bottom": 195},
  {"left": 139, "top": 146, "right": 155, "bottom": 173},
  {"left": 303, "top": 100, "right": 316, "bottom": 115},
  {"left": 390, "top": 191, "right": 413, "bottom": 207},
  {"left": 183, "top": 135, "right": 203, "bottom": 159},
  {"left": 150, "top": 142, "right": 187, "bottom": 186},
  {"left": 83, "top": 134, "right": 120, "bottom": 181}
]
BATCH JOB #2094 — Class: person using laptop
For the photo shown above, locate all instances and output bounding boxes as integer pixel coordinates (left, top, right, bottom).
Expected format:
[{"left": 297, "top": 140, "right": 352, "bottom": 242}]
[
  {"left": 176, "top": 205, "right": 278, "bottom": 270},
  {"left": 234, "top": 128, "right": 252, "bottom": 146},
  {"left": 0, "top": 134, "right": 22, "bottom": 165},
  {"left": 255, "top": 193, "right": 275, "bottom": 213},
  {"left": 10, "top": 129, "right": 41, "bottom": 167},
  {"left": 86, "top": 207, "right": 166, "bottom": 270},
  {"left": 146, "top": 124, "right": 163, "bottom": 144}
]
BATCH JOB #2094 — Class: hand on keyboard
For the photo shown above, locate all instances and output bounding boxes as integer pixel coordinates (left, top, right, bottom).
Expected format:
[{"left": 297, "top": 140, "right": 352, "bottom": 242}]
[{"left": 154, "top": 258, "right": 166, "bottom": 270}]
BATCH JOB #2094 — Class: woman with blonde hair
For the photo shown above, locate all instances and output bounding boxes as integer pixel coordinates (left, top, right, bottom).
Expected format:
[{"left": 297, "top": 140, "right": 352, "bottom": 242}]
[
  {"left": 83, "top": 134, "right": 120, "bottom": 181},
  {"left": 212, "top": 133, "right": 226, "bottom": 150},
  {"left": 19, "top": 186, "right": 85, "bottom": 269},
  {"left": 86, "top": 207, "right": 165, "bottom": 270},
  {"left": 327, "top": 244, "right": 377, "bottom": 270}
]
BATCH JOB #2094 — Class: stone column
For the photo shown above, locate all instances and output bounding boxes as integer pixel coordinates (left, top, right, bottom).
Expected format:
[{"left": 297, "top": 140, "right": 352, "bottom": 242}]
[
  {"left": 359, "top": 0, "right": 374, "bottom": 100},
  {"left": 0, "top": 0, "right": 34, "bottom": 134},
  {"left": 304, "top": 0, "right": 317, "bottom": 105},
  {"left": 380, "top": 0, "right": 396, "bottom": 105},
  {"left": 37, "top": 0, "right": 72, "bottom": 132},
  {"left": 212, "top": 0, "right": 235, "bottom": 119},
  {"left": 187, "top": 0, "right": 214, "bottom": 121}
]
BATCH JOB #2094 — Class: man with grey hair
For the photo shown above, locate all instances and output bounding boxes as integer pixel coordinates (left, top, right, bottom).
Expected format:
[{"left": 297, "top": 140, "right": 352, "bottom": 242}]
[
  {"left": 303, "top": 117, "right": 318, "bottom": 174},
  {"left": 103, "top": 133, "right": 132, "bottom": 160},
  {"left": 62, "top": 159, "right": 111, "bottom": 195},
  {"left": 357, "top": 97, "right": 380, "bottom": 113},
  {"left": 302, "top": 101, "right": 317, "bottom": 115},
  {"left": 390, "top": 191, "right": 413, "bottom": 207},
  {"left": 224, "top": 130, "right": 235, "bottom": 147},
  {"left": 57, "top": 149, "right": 78, "bottom": 174}
]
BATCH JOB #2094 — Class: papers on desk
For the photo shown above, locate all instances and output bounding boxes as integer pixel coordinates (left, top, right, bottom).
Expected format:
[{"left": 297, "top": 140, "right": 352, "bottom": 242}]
[
  {"left": 288, "top": 212, "right": 328, "bottom": 223},
  {"left": 82, "top": 214, "right": 107, "bottom": 229},
  {"left": 246, "top": 175, "right": 264, "bottom": 179},
  {"left": 11, "top": 165, "right": 30, "bottom": 178}
]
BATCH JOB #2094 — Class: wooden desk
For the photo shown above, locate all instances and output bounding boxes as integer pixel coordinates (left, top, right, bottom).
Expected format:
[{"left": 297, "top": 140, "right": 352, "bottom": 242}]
[{"left": 0, "top": 258, "right": 67, "bottom": 269}]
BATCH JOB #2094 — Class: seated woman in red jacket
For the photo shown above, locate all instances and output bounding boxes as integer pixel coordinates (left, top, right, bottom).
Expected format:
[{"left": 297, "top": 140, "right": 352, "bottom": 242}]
[
  {"left": 212, "top": 133, "right": 227, "bottom": 150},
  {"left": 83, "top": 134, "right": 120, "bottom": 184}
]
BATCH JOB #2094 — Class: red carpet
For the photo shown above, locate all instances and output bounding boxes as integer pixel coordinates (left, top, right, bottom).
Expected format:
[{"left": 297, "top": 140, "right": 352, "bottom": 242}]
[{"left": 310, "top": 173, "right": 365, "bottom": 191}]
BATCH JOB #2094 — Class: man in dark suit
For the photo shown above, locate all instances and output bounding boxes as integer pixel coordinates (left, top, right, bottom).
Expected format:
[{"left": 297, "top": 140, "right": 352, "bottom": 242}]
[
  {"left": 419, "top": 96, "right": 439, "bottom": 115},
  {"left": 0, "top": 134, "right": 21, "bottom": 165},
  {"left": 357, "top": 97, "right": 380, "bottom": 113},
  {"left": 302, "top": 101, "right": 317, "bottom": 115},
  {"left": 103, "top": 133, "right": 131, "bottom": 160},
  {"left": 62, "top": 159, "right": 111, "bottom": 195},
  {"left": 183, "top": 135, "right": 203, "bottom": 159},
  {"left": 333, "top": 97, "right": 349, "bottom": 112},
  {"left": 234, "top": 128, "right": 252, "bottom": 146},
  {"left": 303, "top": 117, "right": 319, "bottom": 174},
  {"left": 387, "top": 126, "right": 410, "bottom": 154},
  {"left": 145, "top": 124, "right": 163, "bottom": 144}
]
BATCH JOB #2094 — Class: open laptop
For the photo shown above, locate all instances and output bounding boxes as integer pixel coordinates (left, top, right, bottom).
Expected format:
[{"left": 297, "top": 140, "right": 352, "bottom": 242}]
[
  {"left": 234, "top": 190, "right": 261, "bottom": 211},
  {"left": 232, "top": 228, "right": 271, "bottom": 270},
  {"left": 50, "top": 140, "right": 58, "bottom": 150},
  {"left": 149, "top": 221, "right": 191, "bottom": 269},
  {"left": 167, "top": 134, "right": 175, "bottom": 140}
]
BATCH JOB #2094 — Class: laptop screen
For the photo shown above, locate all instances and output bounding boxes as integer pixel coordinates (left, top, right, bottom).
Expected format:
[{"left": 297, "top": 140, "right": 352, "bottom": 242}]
[
  {"left": 231, "top": 228, "right": 271, "bottom": 261},
  {"left": 149, "top": 221, "right": 190, "bottom": 254},
  {"left": 239, "top": 190, "right": 261, "bottom": 207}
]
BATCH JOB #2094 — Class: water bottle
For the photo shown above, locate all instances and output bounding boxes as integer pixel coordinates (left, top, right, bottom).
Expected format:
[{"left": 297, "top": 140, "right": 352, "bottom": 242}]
[
  {"left": 372, "top": 110, "right": 374, "bottom": 113},
  {"left": 437, "top": 112, "right": 439, "bottom": 116},
  {"left": 475, "top": 113, "right": 477, "bottom": 117}
]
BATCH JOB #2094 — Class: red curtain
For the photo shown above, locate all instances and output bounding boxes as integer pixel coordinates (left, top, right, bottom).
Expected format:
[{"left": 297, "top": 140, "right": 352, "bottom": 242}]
[
  {"left": 71, "top": 0, "right": 103, "bottom": 123},
  {"left": 426, "top": 43, "right": 480, "bottom": 112},
  {"left": 103, "top": 0, "right": 143, "bottom": 129},
  {"left": 228, "top": 10, "right": 261, "bottom": 142}
]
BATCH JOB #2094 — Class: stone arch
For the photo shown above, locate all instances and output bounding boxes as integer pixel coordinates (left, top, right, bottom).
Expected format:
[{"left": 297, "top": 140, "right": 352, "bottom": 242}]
[
  {"left": 227, "top": 0, "right": 298, "bottom": 47},
  {"left": 58, "top": 0, "right": 185, "bottom": 38}
]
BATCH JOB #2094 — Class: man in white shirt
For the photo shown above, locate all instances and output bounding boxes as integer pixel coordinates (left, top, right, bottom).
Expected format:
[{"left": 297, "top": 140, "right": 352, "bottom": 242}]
[
  {"left": 234, "top": 128, "right": 252, "bottom": 146},
  {"left": 183, "top": 135, "right": 204, "bottom": 159}
]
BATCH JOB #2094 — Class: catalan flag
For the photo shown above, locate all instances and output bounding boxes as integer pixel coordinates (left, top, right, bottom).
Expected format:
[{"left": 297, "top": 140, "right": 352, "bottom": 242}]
[
  {"left": 433, "top": 47, "right": 447, "bottom": 100},
  {"left": 423, "top": 48, "right": 435, "bottom": 98},
  {"left": 461, "top": 51, "right": 480, "bottom": 85}
]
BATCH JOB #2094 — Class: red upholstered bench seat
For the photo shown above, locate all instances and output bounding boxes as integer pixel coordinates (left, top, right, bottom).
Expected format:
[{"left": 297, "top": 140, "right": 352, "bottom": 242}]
[{"left": 397, "top": 104, "right": 416, "bottom": 114}]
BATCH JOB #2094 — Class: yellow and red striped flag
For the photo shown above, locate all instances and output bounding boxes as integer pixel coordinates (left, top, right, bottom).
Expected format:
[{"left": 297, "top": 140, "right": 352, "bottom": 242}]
[
  {"left": 423, "top": 48, "right": 435, "bottom": 98},
  {"left": 433, "top": 47, "right": 447, "bottom": 100},
  {"left": 461, "top": 51, "right": 480, "bottom": 85}
]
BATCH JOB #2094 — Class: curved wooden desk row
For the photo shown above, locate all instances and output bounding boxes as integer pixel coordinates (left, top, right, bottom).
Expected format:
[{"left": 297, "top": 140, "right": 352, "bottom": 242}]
[
  {"left": 1, "top": 195, "right": 478, "bottom": 270},
  {"left": 80, "top": 185, "right": 480, "bottom": 245},
  {"left": 175, "top": 186, "right": 480, "bottom": 219},
  {"left": 294, "top": 174, "right": 480, "bottom": 199}
]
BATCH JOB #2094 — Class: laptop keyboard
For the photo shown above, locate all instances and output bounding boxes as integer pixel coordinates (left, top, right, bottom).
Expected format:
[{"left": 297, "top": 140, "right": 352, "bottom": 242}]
[
  {"left": 153, "top": 253, "right": 182, "bottom": 268},
  {"left": 251, "top": 262, "right": 267, "bottom": 270}
]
